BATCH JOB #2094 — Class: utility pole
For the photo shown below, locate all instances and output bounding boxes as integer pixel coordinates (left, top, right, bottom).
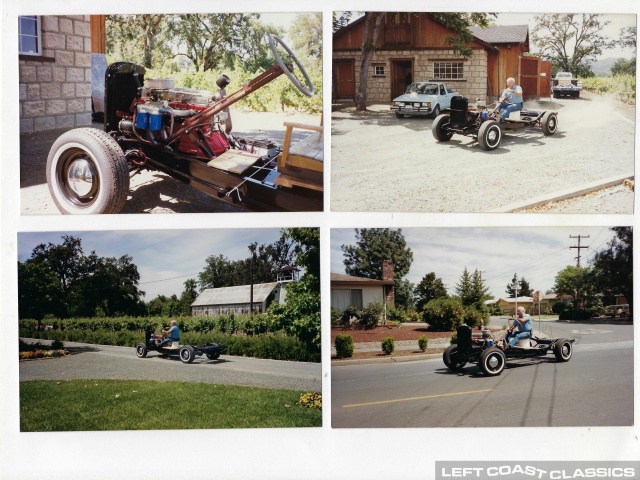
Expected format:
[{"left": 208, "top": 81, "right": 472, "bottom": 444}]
[
  {"left": 570, "top": 235, "right": 590, "bottom": 267},
  {"left": 510, "top": 280, "right": 519, "bottom": 316}
]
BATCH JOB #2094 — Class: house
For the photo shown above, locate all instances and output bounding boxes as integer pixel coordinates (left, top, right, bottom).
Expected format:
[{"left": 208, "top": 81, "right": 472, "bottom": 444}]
[
  {"left": 487, "top": 293, "right": 574, "bottom": 315},
  {"left": 191, "top": 282, "right": 286, "bottom": 317},
  {"left": 332, "top": 13, "right": 551, "bottom": 103},
  {"left": 330, "top": 260, "right": 395, "bottom": 311},
  {"left": 19, "top": 15, "right": 107, "bottom": 133}
]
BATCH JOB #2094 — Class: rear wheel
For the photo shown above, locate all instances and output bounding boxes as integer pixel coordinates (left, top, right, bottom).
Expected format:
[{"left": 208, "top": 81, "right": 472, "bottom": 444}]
[
  {"left": 136, "top": 343, "right": 148, "bottom": 358},
  {"left": 479, "top": 348, "right": 506, "bottom": 376},
  {"left": 206, "top": 351, "right": 221, "bottom": 360},
  {"left": 180, "top": 345, "right": 196, "bottom": 364},
  {"left": 478, "top": 120, "right": 502, "bottom": 150},
  {"left": 432, "top": 114, "right": 453, "bottom": 141},
  {"left": 554, "top": 338, "right": 573, "bottom": 362},
  {"left": 443, "top": 345, "right": 466, "bottom": 371},
  {"left": 46, "top": 128, "right": 129, "bottom": 214},
  {"left": 541, "top": 112, "right": 558, "bottom": 135}
]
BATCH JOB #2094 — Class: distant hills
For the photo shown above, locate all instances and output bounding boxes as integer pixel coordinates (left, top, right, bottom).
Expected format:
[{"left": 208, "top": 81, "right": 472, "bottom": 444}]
[{"left": 591, "top": 56, "right": 633, "bottom": 76}]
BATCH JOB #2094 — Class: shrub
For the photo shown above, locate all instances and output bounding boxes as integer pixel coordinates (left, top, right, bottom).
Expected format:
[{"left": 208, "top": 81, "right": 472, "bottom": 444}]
[
  {"left": 298, "top": 392, "right": 322, "bottom": 409},
  {"left": 341, "top": 306, "right": 361, "bottom": 326},
  {"left": 331, "top": 307, "right": 343, "bottom": 326},
  {"left": 381, "top": 336, "right": 395, "bottom": 355},
  {"left": 334, "top": 334, "right": 354, "bottom": 359},
  {"left": 422, "top": 298, "right": 465, "bottom": 331},
  {"left": 418, "top": 335, "right": 428, "bottom": 352},
  {"left": 359, "top": 302, "right": 383, "bottom": 329},
  {"left": 386, "top": 305, "right": 405, "bottom": 323},
  {"left": 464, "top": 305, "right": 487, "bottom": 328}
]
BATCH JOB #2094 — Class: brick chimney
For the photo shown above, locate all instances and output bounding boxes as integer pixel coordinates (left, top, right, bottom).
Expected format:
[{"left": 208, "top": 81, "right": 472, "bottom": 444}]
[
  {"left": 382, "top": 260, "right": 394, "bottom": 281},
  {"left": 382, "top": 260, "right": 395, "bottom": 306}
]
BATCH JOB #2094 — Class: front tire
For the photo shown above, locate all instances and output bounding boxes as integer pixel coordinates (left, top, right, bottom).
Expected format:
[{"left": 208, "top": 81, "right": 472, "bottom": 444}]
[
  {"left": 432, "top": 114, "right": 453, "bottom": 142},
  {"left": 478, "top": 120, "right": 502, "bottom": 150},
  {"left": 136, "top": 344, "right": 148, "bottom": 358},
  {"left": 395, "top": 112, "right": 405, "bottom": 119},
  {"left": 443, "top": 345, "right": 466, "bottom": 371},
  {"left": 430, "top": 104, "right": 441, "bottom": 119},
  {"left": 206, "top": 351, "right": 221, "bottom": 360},
  {"left": 46, "top": 128, "right": 129, "bottom": 214},
  {"left": 479, "top": 348, "right": 506, "bottom": 376},
  {"left": 554, "top": 338, "right": 573, "bottom": 362},
  {"left": 541, "top": 112, "right": 558, "bottom": 136},
  {"left": 180, "top": 345, "right": 196, "bottom": 364}
]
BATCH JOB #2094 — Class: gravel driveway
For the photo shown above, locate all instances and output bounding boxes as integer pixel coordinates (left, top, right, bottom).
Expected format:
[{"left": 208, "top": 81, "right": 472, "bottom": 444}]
[
  {"left": 19, "top": 339, "right": 322, "bottom": 392},
  {"left": 20, "top": 110, "right": 322, "bottom": 214},
  {"left": 330, "top": 91, "right": 635, "bottom": 213}
]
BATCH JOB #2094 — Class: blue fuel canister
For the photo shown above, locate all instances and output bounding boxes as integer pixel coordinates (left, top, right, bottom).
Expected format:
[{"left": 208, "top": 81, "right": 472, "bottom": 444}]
[
  {"left": 135, "top": 111, "right": 149, "bottom": 129},
  {"left": 149, "top": 111, "right": 163, "bottom": 131}
]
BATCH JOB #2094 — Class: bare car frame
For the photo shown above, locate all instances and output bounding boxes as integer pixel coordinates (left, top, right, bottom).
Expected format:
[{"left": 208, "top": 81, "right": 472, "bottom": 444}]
[{"left": 46, "top": 35, "right": 322, "bottom": 213}]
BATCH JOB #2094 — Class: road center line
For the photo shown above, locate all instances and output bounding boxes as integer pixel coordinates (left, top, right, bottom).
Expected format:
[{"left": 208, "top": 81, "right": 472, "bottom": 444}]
[{"left": 342, "top": 389, "right": 494, "bottom": 408}]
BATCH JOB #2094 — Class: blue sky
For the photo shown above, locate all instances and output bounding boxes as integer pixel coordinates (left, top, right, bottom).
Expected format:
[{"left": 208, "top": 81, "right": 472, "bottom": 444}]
[
  {"left": 18, "top": 228, "right": 286, "bottom": 300},
  {"left": 331, "top": 226, "right": 621, "bottom": 299}
]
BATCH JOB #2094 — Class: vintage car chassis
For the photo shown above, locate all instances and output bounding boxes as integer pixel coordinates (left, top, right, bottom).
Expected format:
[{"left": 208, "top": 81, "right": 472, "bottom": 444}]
[
  {"left": 45, "top": 35, "right": 321, "bottom": 214},
  {"left": 443, "top": 324, "right": 574, "bottom": 376},
  {"left": 136, "top": 330, "right": 225, "bottom": 364},
  {"left": 432, "top": 95, "right": 558, "bottom": 151}
]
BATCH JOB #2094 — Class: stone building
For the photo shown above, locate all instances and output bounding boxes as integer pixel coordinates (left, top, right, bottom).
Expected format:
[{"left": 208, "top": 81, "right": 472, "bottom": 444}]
[
  {"left": 333, "top": 13, "right": 551, "bottom": 104},
  {"left": 18, "top": 15, "right": 107, "bottom": 133}
]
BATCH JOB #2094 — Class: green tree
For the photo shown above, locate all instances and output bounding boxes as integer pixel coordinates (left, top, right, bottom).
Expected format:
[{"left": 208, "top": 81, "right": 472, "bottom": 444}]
[
  {"left": 178, "top": 279, "right": 199, "bottom": 316},
  {"left": 414, "top": 272, "right": 449, "bottom": 311},
  {"left": 18, "top": 236, "right": 144, "bottom": 318},
  {"left": 167, "top": 14, "right": 279, "bottom": 72},
  {"left": 268, "top": 228, "right": 321, "bottom": 354},
  {"left": 333, "top": 12, "right": 354, "bottom": 32},
  {"left": 393, "top": 278, "right": 415, "bottom": 311},
  {"left": 289, "top": 13, "right": 322, "bottom": 67},
  {"left": 341, "top": 228, "right": 413, "bottom": 309},
  {"left": 591, "top": 227, "right": 633, "bottom": 314},
  {"left": 341, "top": 228, "right": 413, "bottom": 280},
  {"left": 350, "top": 12, "right": 495, "bottom": 110},
  {"left": 553, "top": 265, "right": 598, "bottom": 310},
  {"left": 531, "top": 14, "right": 616, "bottom": 75},
  {"left": 106, "top": 15, "right": 170, "bottom": 69},
  {"left": 505, "top": 273, "right": 534, "bottom": 298},
  {"left": 611, "top": 58, "right": 636, "bottom": 76},
  {"left": 456, "top": 267, "right": 490, "bottom": 307}
]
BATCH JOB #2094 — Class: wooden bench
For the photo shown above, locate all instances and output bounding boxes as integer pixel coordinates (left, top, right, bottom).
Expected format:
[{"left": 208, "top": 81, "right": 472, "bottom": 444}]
[{"left": 275, "top": 119, "right": 323, "bottom": 191}]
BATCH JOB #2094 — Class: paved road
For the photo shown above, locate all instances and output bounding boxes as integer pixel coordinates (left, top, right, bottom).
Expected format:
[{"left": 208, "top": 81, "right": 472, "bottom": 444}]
[
  {"left": 20, "top": 339, "right": 322, "bottom": 392},
  {"left": 332, "top": 320, "right": 633, "bottom": 427},
  {"left": 331, "top": 91, "right": 635, "bottom": 212}
]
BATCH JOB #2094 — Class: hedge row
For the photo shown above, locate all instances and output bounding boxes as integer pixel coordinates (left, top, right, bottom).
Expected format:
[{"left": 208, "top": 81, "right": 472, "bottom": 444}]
[{"left": 20, "top": 328, "right": 319, "bottom": 363}]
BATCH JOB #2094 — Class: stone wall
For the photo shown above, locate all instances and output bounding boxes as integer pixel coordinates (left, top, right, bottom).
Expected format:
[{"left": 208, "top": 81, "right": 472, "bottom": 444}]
[
  {"left": 19, "top": 15, "right": 92, "bottom": 133},
  {"left": 334, "top": 48, "right": 489, "bottom": 103}
]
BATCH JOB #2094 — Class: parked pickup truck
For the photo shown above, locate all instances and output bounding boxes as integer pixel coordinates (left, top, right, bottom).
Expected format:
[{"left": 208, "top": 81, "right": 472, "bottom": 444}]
[
  {"left": 391, "top": 82, "right": 460, "bottom": 118},
  {"left": 552, "top": 72, "right": 582, "bottom": 99}
]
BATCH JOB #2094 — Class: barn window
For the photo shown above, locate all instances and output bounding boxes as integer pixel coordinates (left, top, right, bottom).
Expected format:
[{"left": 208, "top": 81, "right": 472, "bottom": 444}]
[
  {"left": 19, "top": 16, "right": 42, "bottom": 56},
  {"left": 374, "top": 65, "right": 385, "bottom": 76},
  {"left": 433, "top": 61, "right": 464, "bottom": 80}
]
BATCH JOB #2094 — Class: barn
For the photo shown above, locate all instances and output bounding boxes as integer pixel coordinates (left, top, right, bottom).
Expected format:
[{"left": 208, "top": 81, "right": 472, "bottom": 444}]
[
  {"left": 332, "top": 13, "right": 551, "bottom": 104},
  {"left": 191, "top": 282, "right": 286, "bottom": 317}
]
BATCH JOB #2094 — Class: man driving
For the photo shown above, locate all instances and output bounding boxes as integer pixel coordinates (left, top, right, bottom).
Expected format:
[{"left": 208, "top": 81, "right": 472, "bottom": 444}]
[
  {"left": 497, "top": 77, "right": 523, "bottom": 122},
  {"left": 158, "top": 320, "right": 180, "bottom": 347},
  {"left": 504, "top": 306, "right": 532, "bottom": 348}
]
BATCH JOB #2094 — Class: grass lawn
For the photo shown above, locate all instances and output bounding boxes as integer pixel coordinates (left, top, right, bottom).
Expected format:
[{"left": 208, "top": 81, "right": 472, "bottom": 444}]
[{"left": 20, "top": 380, "right": 322, "bottom": 431}]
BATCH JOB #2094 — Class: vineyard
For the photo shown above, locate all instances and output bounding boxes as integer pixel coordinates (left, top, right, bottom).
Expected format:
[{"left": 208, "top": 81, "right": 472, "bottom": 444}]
[
  {"left": 581, "top": 75, "right": 636, "bottom": 102},
  {"left": 19, "top": 314, "right": 320, "bottom": 362}
]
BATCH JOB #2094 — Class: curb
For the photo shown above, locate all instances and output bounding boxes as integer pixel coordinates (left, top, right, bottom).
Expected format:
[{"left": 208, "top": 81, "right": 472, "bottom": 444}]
[
  {"left": 332, "top": 352, "right": 443, "bottom": 366},
  {"left": 490, "top": 173, "right": 634, "bottom": 212}
]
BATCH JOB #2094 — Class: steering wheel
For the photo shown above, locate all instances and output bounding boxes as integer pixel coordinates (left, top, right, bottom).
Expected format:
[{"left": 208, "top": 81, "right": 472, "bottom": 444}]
[{"left": 268, "top": 34, "right": 314, "bottom": 97}]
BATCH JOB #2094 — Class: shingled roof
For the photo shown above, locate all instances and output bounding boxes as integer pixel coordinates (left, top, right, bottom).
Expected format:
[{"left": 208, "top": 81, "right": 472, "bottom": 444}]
[{"left": 469, "top": 25, "right": 529, "bottom": 44}]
